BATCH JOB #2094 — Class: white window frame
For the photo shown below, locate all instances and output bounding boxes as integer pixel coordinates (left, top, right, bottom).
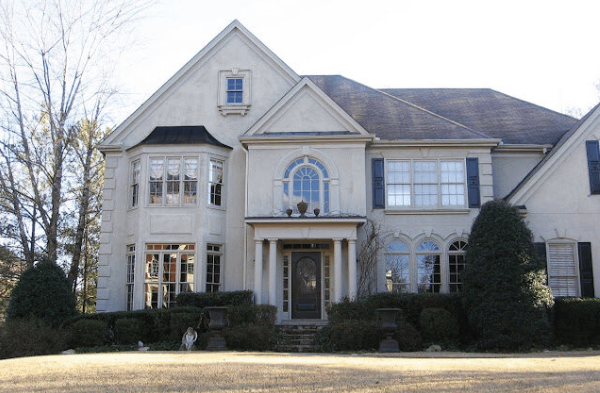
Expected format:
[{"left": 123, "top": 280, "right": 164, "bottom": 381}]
[
  {"left": 126, "top": 244, "right": 136, "bottom": 311},
  {"left": 218, "top": 68, "right": 252, "bottom": 116},
  {"left": 547, "top": 242, "right": 581, "bottom": 297},
  {"left": 386, "top": 159, "right": 466, "bottom": 209},
  {"left": 282, "top": 157, "right": 330, "bottom": 214},
  {"left": 206, "top": 244, "right": 223, "bottom": 292},
  {"left": 144, "top": 244, "right": 196, "bottom": 309},
  {"left": 129, "top": 159, "right": 141, "bottom": 208},
  {"left": 208, "top": 158, "right": 224, "bottom": 207},
  {"left": 148, "top": 156, "right": 199, "bottom": 206},
  {"left": 384, "top": 241, "right": 411, "bottom": 293},
  {"left": 416, "top": 240, "right": 442, "bottom": 293},
  {"left": 448, "top": 240, "right": 467, "bottom": 293}
]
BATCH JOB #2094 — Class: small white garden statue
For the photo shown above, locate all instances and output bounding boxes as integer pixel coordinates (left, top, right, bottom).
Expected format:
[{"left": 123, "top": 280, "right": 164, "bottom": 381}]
[{"left": 180, "top": 327, "right": 198, "bottom": 351}]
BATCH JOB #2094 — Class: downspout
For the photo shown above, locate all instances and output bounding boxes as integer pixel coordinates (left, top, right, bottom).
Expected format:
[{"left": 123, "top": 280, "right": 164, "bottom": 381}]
[{"left": 242, "top": 143, "right": 249, "bottom": 290}]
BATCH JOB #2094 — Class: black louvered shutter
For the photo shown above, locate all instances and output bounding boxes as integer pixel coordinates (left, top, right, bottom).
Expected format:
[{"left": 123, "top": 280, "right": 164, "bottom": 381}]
[
  {"left": 586, "top": 140, "right": 600, "bottom": 194},
  {"left": 466, "top": 157, "right": 480, "bottom": 208},
  {"left": 578, "top": 242, "right": 595, "bottom": 298},
  {"left": 372, "top": 158, "right": 385, "bottom": 209}
]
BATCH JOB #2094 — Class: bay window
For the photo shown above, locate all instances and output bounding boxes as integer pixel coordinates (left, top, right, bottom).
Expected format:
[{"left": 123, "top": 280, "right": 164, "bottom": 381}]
[{"left": 149, "top": 156, "right": 198, "bottom": 206}]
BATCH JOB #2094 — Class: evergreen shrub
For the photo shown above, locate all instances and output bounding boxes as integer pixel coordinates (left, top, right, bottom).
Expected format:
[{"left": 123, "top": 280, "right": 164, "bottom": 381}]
[
  {"left": 7, "top": 259, "right": 78, "bottom": 326},
  {"left": 419, "top": 307, "right": 459, "bottom": 344},
  {"left": 176, "top": 290, "right": 253, "bottom": 308},
  {"left": 222, "top": 304, "right": 278, "bottom": 351},
  {"left": 115, "top": 318, "right": 146, "bottom": 344},
  {"left": 0, "top": 319, "right": 69, "bottom": 359},
  {"left": 394, "top": 320, "right": 422, "bottom": 351},
  {"left": 329, "top": 319, "right": 379, "bottom": 351},
  {"left": 463, "top": 200, "right": 554, "bottom": 350},
  {"left": 553, "top": 297, "right": 600, "bottom": 347},
  {"left": 69, "top": 319, "right": 109, "bottom": 348}
]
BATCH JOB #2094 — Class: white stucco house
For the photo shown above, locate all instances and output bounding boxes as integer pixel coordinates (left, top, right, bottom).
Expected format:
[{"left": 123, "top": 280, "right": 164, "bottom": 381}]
[{"left": 97, "top": 20, "right": 600, "bottom": 322}]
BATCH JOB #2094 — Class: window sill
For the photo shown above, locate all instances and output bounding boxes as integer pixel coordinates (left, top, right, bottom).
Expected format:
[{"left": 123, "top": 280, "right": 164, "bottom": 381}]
[
  {"left": 384, "top": 208, "right": 471, "bottom": 215},
  {"left": 218, "top": 104, "right": 250, "bottom": 116}
]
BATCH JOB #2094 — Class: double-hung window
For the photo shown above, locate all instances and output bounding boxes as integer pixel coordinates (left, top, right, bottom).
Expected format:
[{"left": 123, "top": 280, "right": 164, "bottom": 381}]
[
  {"left": 209, "top": 159, "right": 224, "bottom": 206},
  {"left": 226, "top": 78, "right": 243, "bottom": 104},
  {"left": 386, "top": 159, "right": 466, "bottom": 209},
  {"left": 206, "top": 244, "right": 222, "bottom": 292},
  {"left": 126, "top": 245, "right": 136, "bottom": 311},
  {"left": 130, "top": 160, "right": 141, "bottom": 208},
  {"left": 149, "top": 157, "right": 198, "bottom": 206}
]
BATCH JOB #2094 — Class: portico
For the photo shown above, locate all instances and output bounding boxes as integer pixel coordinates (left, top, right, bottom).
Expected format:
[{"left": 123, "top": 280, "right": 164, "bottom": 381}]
[{"left": 247, "top": 217, "right": 365, "bottom": 321}]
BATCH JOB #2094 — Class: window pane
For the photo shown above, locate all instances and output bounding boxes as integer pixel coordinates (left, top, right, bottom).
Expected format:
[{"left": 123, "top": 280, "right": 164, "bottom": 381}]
[
  {"left": 209, "top": 159, "right": 224, "bottom": 206},
  {"left": 414, "top": 161, "right": 437, "bottom": 183},
  {"left": 418, "top": 254, "right": 441, "bottom": 293}
]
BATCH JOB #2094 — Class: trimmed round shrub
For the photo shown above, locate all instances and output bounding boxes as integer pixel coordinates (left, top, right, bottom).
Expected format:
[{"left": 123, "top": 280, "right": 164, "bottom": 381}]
[
  {"left": 419, "top": 307, "right": 459, "bottom": 344},
  {"left": 329, "top": 320, "right": 379, "bottom": 351},
  {"left": 463, "top": 200, "right": 553, "bottom": 350},
  {"left": 69, "top": 319, "right": 109, "bottom": 348},
  {"left": 7, "top": 259, "right": 77, "bottom": 326}
]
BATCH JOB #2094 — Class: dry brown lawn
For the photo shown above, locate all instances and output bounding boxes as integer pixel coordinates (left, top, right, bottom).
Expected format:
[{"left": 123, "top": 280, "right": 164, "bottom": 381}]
[{"left": 2, "top": 350, "right": 600, "bottom": 392}]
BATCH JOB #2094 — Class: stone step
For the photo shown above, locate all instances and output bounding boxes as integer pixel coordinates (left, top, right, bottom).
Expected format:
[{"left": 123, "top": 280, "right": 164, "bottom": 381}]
[{"left": 276, "top": 324, "right": 325, "bottom": 352}]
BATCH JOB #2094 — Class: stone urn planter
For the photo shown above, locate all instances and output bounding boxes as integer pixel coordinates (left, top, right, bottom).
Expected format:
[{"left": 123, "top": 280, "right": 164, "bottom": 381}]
[
  {"left": 203, "top": 306, "right": 229, "bottom": 351},
  {"left": 376, "top": 308, "right": 400, "bottom": 352},
  {"left": 297, "top": 200, "right": 308, "bottom": 217}
]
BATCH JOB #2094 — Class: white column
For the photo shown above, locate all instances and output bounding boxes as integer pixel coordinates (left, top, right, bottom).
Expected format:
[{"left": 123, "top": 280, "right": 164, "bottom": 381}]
[
  {"left": 254, "top": 240, "right": 263, "bottom": 304},
  {"left": 348, "top": 239, "right": 357, "bottom": 300},
  {"left": 268, "top": 239, "right": 278, "bottom": 306},
  {"left": 333, "top": 238, "right": 343, "bottom": 303}
]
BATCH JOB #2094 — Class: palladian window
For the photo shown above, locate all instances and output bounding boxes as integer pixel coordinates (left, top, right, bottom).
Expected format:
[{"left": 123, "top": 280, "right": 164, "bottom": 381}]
[{"left": 283, "top": 157, "right": 330, "bottom": 214}]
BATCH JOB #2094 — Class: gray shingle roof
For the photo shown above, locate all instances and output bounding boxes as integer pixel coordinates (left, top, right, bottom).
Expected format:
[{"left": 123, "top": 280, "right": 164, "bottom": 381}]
[
  {"left": 307, "top": 75, "right": 578, "bottom": 145},
  {"left": 307, "top": 75, "right": 492, "bottom": 141},
  {"left": 382, "top": 88, "right": 578, "bottom": 145}
]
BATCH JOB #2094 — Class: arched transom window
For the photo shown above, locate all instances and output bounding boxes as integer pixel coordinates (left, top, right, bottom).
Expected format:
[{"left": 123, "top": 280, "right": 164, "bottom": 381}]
[{"left": 283, "top": 157, "right": 330, "bottom": 214}]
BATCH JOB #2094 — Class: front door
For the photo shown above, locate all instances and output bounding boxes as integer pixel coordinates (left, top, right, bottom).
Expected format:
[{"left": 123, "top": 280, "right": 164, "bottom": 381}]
[{"left": 292, "top": 252, "right": 321, "bottom": 319}]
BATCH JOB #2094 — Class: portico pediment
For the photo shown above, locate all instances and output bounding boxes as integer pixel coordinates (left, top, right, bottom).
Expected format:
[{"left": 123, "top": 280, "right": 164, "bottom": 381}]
[{"left": 241, "top": 78, "right": 372, "bottom": 142}]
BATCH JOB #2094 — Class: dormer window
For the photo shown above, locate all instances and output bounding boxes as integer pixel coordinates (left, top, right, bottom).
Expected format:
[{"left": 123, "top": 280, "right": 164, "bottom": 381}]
[{"left": 218, "top": 69, "right": 251, "bottom": 115}]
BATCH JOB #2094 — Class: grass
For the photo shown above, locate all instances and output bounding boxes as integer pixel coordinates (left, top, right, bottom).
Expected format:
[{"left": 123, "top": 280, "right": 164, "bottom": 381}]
[{"left": 2, "top": 350, "right": 600, "bottom": 392}]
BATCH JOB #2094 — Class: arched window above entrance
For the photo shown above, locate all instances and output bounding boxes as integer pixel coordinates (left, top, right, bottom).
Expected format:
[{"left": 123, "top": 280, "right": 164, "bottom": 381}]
[{"left": 283, "top": 157, "right": 330, "bottom": 214}]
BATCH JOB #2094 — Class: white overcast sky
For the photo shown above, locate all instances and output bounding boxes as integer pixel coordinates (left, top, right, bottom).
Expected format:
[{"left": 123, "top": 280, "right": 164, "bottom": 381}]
[{"left": 115, "top": 0, "right": 600, "bottom": 124}]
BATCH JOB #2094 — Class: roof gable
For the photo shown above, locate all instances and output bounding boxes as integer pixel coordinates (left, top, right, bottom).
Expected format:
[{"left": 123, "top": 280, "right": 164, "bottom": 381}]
[
  {"left": 100, "top": 20, "right": 301, "bottom": 150},
  {"left": 243, "top": 77, "right": 371, "bottom": 138},
  {"left": 507, "top": 102, "right": 600, "bottom": 203}
]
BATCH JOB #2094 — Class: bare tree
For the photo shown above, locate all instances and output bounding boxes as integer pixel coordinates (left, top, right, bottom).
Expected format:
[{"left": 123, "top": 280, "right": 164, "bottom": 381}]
[
  {"left": 357, "top": 219, "right": 388, "bottom": 298},
  {"left": 0, "top": 0, "right": 150, "bottom": 290}
]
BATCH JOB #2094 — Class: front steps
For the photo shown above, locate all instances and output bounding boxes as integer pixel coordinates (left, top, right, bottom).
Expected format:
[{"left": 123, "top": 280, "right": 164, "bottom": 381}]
[{"left": 276, "top": 322, "right": 327, "bottom": 353}]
